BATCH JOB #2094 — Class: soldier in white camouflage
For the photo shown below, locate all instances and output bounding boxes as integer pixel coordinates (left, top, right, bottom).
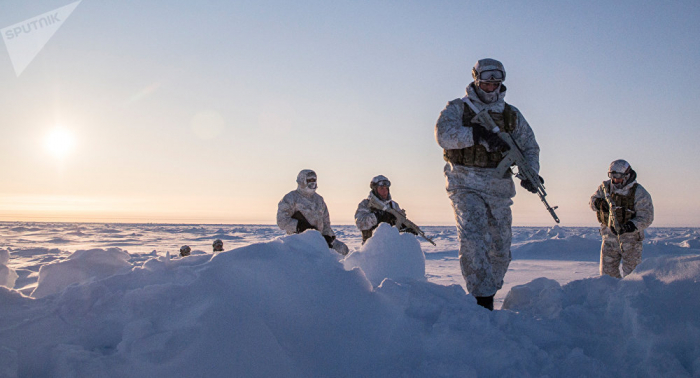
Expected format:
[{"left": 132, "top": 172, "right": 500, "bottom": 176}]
[
  {"left": 355, "top": 175, "right": 417, "bottom": 244},
  {"left": 590, "top": 159, "right": 654, "bottom": 278},
  {"left": 277, "top": 169, "right": 349, "bottom": 256},
  {"left": 435, "top": 58, "right": 541, "bottom": 310}
]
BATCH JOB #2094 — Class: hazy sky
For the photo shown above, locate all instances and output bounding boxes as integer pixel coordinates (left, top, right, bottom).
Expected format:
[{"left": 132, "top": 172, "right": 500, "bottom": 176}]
[{"left": 0, "top": 0, "right": 698, "bottom": 227}]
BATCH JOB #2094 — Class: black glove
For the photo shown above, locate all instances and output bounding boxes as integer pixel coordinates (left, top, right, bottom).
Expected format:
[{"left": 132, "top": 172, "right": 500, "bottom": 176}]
[
  {"left": 594, "top": 198, "right": 609, "bottom": 212},
  {"left": 473, "top": 124, "right": 510, "bottom": 151},
  {"left": 291, "top": 211, "right": 316, "bottom": 233},
  {"left": 620, "top": 221, "right": 636, "bottom": 234},
  {"left": 611, "top": 222, "right": 636, "bottom": 235},
  {"left": 374, "top": 210, "right": 396, "bottom": 226},
  {"left": 400, "top": 226, "right": 418, "bottom": 236},
  {"left": 520, "top": 175, "right": 544, "bottom": 194},
  {"left": 323, "top": 234, "right": 336, "bottom": 248}
]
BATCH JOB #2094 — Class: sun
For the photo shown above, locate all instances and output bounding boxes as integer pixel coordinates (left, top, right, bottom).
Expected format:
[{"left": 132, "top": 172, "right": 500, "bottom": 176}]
[{"left": 45, "top": 127, "right": 76, "bottom": 158}]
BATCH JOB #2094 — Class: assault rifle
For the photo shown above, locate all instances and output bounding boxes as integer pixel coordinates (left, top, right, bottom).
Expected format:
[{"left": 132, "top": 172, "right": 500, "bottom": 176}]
[
  {"left": 465, "top": 99, "right": 560, "bottom": 223},
  {"left": 368, "top": 193, "right": 436, "bottom": 246},
  {"left": 602, "top": 184, "right": 625, "bottom": 253}
]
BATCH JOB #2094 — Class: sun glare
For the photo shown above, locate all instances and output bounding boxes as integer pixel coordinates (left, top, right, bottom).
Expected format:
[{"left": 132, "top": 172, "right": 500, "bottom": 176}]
[{"left": 45, "top": 127, "right": 75, "bottom": 158}]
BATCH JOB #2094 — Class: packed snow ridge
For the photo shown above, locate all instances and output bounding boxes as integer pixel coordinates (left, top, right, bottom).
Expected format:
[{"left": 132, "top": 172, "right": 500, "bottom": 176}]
[{"left": 0, "top": 224, "right": 699, "bottom": 377}]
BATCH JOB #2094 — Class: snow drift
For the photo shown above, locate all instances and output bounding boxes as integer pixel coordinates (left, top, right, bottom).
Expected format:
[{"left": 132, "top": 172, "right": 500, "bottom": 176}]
[
  {"left": 0, "top": 229, "right": 698, "bottom": 377},
  {"left": 0, "top": 249, "right": 18, "bottom": 289}
]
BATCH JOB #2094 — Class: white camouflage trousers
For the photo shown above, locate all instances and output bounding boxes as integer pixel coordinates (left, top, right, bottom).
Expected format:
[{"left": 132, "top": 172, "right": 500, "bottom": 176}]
[
  {"left": 600, "top": 232, "right": 643, "bottom": 278},
  {"left": 449, "top": 189, "right": 513, "bottom": 297}
]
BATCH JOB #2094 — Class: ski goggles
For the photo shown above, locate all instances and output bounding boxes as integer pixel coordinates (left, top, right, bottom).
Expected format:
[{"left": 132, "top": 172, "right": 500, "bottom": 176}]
[
  {"left": 478, "top": 70, "right": 504, "bottom": 81},
  {"left": 374, "top": 179, "right": 391, "bottom": 187},
  {"left": 608, "top": 172, "right": 628, "bottom": 179}
]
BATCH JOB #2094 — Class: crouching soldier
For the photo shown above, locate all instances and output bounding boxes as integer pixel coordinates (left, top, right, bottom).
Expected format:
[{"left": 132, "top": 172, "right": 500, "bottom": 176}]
[
  {"left": 355, "top": 175, "right": 417, "bottom": 244},
  {"left": 590, "top": 159, "right": 654, "bottom": 278},
  {"left": 277, "top": 169, "right": 349, "bottom": 255}
]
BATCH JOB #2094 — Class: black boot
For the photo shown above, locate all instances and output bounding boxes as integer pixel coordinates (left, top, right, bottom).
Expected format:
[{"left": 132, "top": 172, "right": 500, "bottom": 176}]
[{"left": 475, "top": 295, "right": 494, "bottom": 311}]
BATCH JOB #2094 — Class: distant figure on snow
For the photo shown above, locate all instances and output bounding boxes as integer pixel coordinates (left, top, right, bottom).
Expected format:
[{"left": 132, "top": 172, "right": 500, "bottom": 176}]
[
  {"left": 590, "top": 159, "right": 654, "bottom": 278},
  {"left": 355, "top": 175, "right": 417, "bottom": 244},
  {"left": 179, "top": 245, "right": 191, "bottom": 257},
  {"left": 213, "top": 239, "right": 224, "bottom": 253},
  {"left": 277, "top": 169, "right": 349, "bottom": 255}
]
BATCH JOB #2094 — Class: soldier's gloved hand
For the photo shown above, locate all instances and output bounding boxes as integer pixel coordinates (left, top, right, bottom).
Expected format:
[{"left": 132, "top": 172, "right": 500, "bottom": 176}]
[
  {"left": 291, "top": 211, "right": 316, "bottom": 233},
  {"left": 374, "top": 211, "right": 396, "bottom": 225},
  {"left": 323, "top": 234, "right": 336, "bottom": 248},
  {"left": 520, "top": 175, "right": 544, "bottom": 193},
  {"left": 594, "top": 198, "right": 609, "bottom": 212},
  {"left": 620, "top": 221, "right": 637, "bottom": 234},
  {"left": 400, "top": 226, "right": 418, "bottom": 236},
  {"left": 473, "top": 124, "right": 510, "bottom": 151}
]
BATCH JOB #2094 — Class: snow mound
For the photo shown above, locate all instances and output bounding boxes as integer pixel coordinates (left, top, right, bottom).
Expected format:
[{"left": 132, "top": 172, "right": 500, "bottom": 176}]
[
  {"left": 502, "top": 255, "right": 700, "bottom": 377},
  {"left": 0, "top": 249, "right": 18, "bottom": 289},
  {"left": 502, "top": 277, "right": 563, "bottom": 319},
  {"left": 0, "top": 232, "right": 698, "bottom": 377},
  {"left": 31, "top": 248, "right": 132, "bottom": 298},
  {"left": 343, "top": 223, "right": 425, "bottom": 287},
  {"left": 680, "top": 237, "right": 700, "bottom": 249}
]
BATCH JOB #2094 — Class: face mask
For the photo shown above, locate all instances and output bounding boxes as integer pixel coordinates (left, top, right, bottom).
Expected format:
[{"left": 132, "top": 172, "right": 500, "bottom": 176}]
[
  {"left": 306, "top": 178, "right": 317, "bottom": 190},
  {"left": 475, "top": 82, "right": 501, "bottom": 104},
  {"left": 609, "top": 172, "right": 629, "bottom": 189}
]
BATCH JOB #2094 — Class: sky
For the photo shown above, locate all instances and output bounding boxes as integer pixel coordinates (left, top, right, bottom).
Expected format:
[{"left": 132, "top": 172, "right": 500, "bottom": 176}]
[{"left": 0, "top": 0, "right": 699, "bottom": 226}]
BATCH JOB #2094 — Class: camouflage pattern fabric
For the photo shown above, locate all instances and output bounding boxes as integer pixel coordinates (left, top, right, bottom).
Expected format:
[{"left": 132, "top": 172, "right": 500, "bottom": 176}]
[
  {"left": 277, "top": 170, "right": 335, "bottom": 238},
  {"left": 590, "top": 180, "right": 654, "bottom": 277},
  {"left": 600, "top": 232, "right": 643, "bottom": 278},
  {"left": 449, "top": 189, "right": 513, "bottom": 296},
  {"left": 436, "top": 83, "right": 540, "bottom": 297},
  {"left": 354, "top": 194, "right": 404, "bottom": 231}
]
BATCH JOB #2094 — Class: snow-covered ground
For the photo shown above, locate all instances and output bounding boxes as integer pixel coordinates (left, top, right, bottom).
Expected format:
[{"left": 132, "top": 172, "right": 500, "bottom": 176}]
[{"left": 1, "top": 221, "right": 699, "bottom": 377}]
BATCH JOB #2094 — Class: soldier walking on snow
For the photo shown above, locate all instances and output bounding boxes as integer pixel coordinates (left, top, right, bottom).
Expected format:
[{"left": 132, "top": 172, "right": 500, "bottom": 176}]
[
  {"left": 435, "top": 58, "right": 542, "bottom": 310},
  {"left": 354, "top": 175, "right": 417, "bottom": 244},
  {"left": 277, "top": 169, "right": 349, "bottom": 256},
  {"left": 590, "top": 159, "right": 654, "bottom": 278}
]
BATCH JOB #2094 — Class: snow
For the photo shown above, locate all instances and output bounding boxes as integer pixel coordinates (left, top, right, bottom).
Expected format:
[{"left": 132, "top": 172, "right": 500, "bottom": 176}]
[
  {"left": 343, "top": 223, "right": 426, "bottom": 287},
  {"left": 0, "top": 222, "right": 699, "bottom": 377},
  {"left": 31, "top": 248, "right": 131, "bottom": 298},
  {"left": 0, "top": 249, "right": 19, "bottom": 289}
]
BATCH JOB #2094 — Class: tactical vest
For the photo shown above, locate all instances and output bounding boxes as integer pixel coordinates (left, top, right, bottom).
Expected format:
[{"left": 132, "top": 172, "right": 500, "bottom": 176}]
[
  {"left": 597, "top": 184, "right": 637, "bottom": 226},
  {"left": 443, "top": 100, "right": 517, "bottom": 168}
]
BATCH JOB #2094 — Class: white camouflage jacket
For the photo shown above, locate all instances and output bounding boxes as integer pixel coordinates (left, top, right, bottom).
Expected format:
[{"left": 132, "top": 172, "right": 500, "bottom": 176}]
[
  {"left": 590, "top": 179, "right": 654, "bottom": 238},
  {"left": 277, "top": 171, "right": 335, "bottom": 237},
  {"left": 435, "top": 83, "right": 540, "bottom": 198},
  {"left": 354, "top": 193, "right": 404, "bottom": 231}
]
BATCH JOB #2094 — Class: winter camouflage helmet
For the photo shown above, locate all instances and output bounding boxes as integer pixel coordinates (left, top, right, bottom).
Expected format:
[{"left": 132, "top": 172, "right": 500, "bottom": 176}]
[
  {"left": 608, "top": 159, "right": 632, "bottom": 189},
  {"left": 608, "top": 159, "right": 631, "bottom": 175},
  {"left": 179, "top": 245, "right": 191, "bottom": 257},
  {"left": 472, "top": 58, "right": 506, "bottom": 84},
  {"left": 370, "top": 175, "right": 391, "bottom": 189},
  {"left": 370, "top": 175, "right": 391, "bottom": 200},
  {"left": 212, "top": 239, "right": 224, "bottom": 252}
]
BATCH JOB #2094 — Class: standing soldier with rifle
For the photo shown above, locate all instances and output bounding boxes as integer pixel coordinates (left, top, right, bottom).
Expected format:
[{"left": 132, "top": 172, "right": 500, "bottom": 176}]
[
  {"left": 355, "top": 175, "right": 435, "bottom": 245},
  {"left": 435, "top": 58, "right": 549, "bottom": 311},
  {"left": 590, "top": 159, "right": 654, "bottom": 278}
]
